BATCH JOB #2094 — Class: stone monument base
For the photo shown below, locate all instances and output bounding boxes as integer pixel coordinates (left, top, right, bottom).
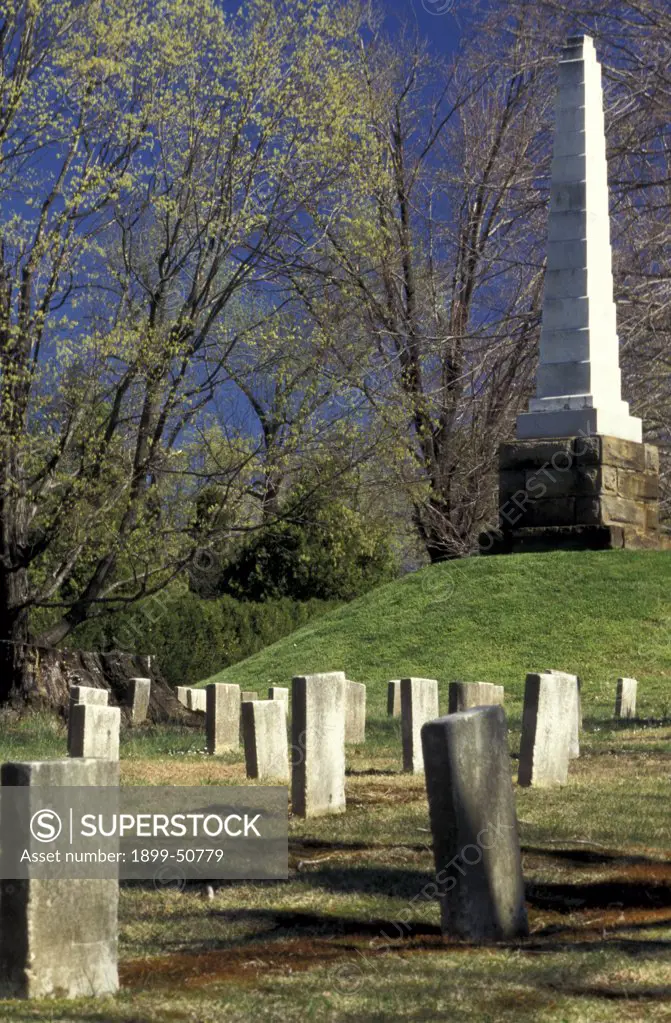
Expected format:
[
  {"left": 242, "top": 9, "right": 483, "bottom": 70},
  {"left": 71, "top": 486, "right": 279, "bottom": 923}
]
[{"left": 481, "top": 435, "right": 668, "bottom": 555}]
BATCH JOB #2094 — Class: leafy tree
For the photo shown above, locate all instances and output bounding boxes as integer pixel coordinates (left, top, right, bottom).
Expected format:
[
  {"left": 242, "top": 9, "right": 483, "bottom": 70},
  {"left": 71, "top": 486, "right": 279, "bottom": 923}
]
[
  {"left": 0, "top": 0, "right": 371, "bottom": 698},
  {"left": 216, "top": 486, "right": 398, "bottom": 602}
]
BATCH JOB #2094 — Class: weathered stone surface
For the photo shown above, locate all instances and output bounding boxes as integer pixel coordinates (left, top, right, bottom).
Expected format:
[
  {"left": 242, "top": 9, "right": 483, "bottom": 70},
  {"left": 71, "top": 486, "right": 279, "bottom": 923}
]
[
  {"left": 345, "top": 680, "right": 366, "bottom": 744},
  {"left": 70, "top": 684, "right": 109, "bottom": 706},
  {"left": 186, "top": 688, "right": 206, "bottom": 713},
  {"left": 127, "top": 677, "right": 151, "bottom": 724},
  {"left": 387, "top": 680, "right": 401, "bottom": 717},
  {"left": 448, "top": 682, "right": 504, "bottom": 714},
  {"left": 597, "top": 495, "right": 646, "bottom": 527},
  {"left": 421, "top": 706, "right": 528, "bottom": 941},
  {"left": 499, "top": 439, "right": 573, "bottom": 471},
  {"left": 67, "top": 685, "right": 109, "bottom": 754},
  {"left": 0, "top": 758, "right": 119, "bottom": 999},
  {"left": 242, "top": 700, "right": 289, "bottom": 781},
  {"left": 401, "top": 678, "right": 439, "bottom": 774},
  {"left": 487, "top": 430, "right": 663, "bottom": 554},
  {"left": 268, "top": 687, "right": 289, "bottom": 703},
  {"left": 69, "top": 705, "right": 120, "bottom": 760},
  {"left": 617, "top": 471, "right": 659, "bottom": 501},
  {"left": 481, "top": 522, "right": 634, "bottom": 555},
  {"left": 545, "top": 669, "right": 580, "bottom": 758},
  {"left": 291, "top": 672, "right": 346, "bottom": 817},
  {"left": 176, "top": 686, "right": 189, "bottom": 707},
  {"left": 206, "top": 683, "right": 240, "bottom": 754},
  {"left": 615, "top": 677, "right": 637, "bottom": 719},
  {"left": 518, "top": 673, "right": 575, "bottom": 786},
  {"left": 578, "top": 435, "right": 647, "bottom": 471}
]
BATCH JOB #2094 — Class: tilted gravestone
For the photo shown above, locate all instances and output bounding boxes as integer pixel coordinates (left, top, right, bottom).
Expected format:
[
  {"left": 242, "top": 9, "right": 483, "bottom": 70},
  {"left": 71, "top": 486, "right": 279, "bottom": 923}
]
[
  {"left": 128, "top": 677, "right": 151, "bottom": 724},
  {"left": 422, "top": 706, "right": 528, "bottom": 940},
  {"left": 291, "top": 672, "right": 346, "bottom": 817},
  {"left": 67, "top": 685, "right": 108, "bottom": 754},
  {"left": 518, "top": 673, "right": 575, "bottom": 786},
  {"left": 448, "top": 681, "right": 504, "bottom": 714},
  {"left": 206, "top": 683, "right": 240, "bottom": 754},
  {"left": 615, "top": 677, "right": 637, "bottom": 719},
  {"left": 186, "top": 688, "right": 206, "bottom": 713},
  {"left": 545, "top": 669, "right": 581, "bottom": 758},
  {"left": 0, "top": 758, "right": 120, "bottom": 998},
  {"left": 387, "top": 680, "right": 401, "bottom": 717},
  {"left": 242, "top": 700, "right": 289, "bottom": 781},
  {"left": 401, "top": 677, "right": 439, "bottom": 774},
  {"left": 69, "top": 705, "right": 120, "bottom": 760},
  {"left": 176, "top": 686, "right": 189, "bottom": 707},
  {"left": 345, "top": 680, "right": 366, "bottom": 744}
]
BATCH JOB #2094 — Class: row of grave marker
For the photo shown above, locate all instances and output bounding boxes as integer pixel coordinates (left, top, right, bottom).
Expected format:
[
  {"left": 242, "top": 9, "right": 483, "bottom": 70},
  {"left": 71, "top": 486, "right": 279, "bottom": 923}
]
[
  {"left": 66, "top": 673, "right": 639, "bottom": 790},
  {"left": 0, "top": 668, "right": 644, "bottom": 999}
]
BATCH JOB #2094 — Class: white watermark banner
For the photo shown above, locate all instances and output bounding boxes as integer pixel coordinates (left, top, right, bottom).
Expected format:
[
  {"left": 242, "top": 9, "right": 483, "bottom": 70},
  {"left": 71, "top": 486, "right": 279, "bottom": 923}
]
[{"left": 0, "top": 786, "right": 287, "bottom": 881}]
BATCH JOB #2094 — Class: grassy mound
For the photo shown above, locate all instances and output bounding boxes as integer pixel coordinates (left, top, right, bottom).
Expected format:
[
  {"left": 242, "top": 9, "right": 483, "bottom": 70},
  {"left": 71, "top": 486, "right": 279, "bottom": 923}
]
[{"left": 199, "top": 549, "right": 671, "bottom": 719}]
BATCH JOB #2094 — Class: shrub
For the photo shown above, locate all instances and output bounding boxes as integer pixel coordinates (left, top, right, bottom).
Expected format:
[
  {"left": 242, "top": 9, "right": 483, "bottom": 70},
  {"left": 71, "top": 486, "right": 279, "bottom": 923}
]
[{"left": 64, "top": 588, "right": 338, "bottom": 687}]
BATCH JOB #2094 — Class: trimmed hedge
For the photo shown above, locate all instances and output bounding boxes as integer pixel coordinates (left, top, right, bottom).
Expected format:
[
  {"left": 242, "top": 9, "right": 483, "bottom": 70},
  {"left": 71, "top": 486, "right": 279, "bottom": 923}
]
[{"left": 65, "top": 588, "right": 338, "bottom": 688}]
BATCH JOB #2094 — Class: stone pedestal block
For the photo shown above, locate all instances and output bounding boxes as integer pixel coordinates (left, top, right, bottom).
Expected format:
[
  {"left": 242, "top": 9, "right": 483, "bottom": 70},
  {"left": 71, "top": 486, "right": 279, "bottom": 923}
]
[
  {"left": 128, "top": 677, "right": 151, "bottom": 724},
  {"left": 206, "top": 683, "right": 240, "bottom": 754},
  {"left": 615, "top": 677, "right": 637, "bottom": 719},
  {"left": 345, "top": 681, "right": 366, "bottom": 744},
  {"left": 176, "top": 686, "right": 189, "bottom": 707},
  {"left": 448, "top": 681, "right": 504, "bottom": 714},
  {"left": 387, "top": 680, "right": 401, "bottom": 717},
  {"left": 241, "top": 691, "right": 258, "bottom": 702},
  {"left": 242, "top": 700, "right": 289, "bottom": 781},
  {"left": 421, "top": 706, "right": 528, "bottom": 941},
  {"left": 268, "top": 687, "right": 289, "bottom": 704},
  {"left": 401, "top": 677, "right": 439, "bottom": 774},
  {"left": 69, "top": 705, "right": 120, "bottom": 760},
  {"left": 0, "top": 758, "right": 120, "bottom": 999},
  {"left": 482, "top": 436, "right": 665, "bottom": 554},
  {"left": 291, "top": 672, "right": 346, "bottom": 817}
]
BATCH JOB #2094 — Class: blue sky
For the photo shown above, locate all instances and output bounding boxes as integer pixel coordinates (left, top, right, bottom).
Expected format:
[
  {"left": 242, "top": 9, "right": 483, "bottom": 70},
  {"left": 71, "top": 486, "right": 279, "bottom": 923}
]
[{"left": 383, "top": 0, "right": 462, "bottom": 54}]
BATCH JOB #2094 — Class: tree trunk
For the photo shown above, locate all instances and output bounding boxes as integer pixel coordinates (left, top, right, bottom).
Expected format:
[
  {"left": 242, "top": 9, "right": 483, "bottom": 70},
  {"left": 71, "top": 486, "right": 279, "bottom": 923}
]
[{"left": 0, "top": 561, "right": 32, "bottom": 703}]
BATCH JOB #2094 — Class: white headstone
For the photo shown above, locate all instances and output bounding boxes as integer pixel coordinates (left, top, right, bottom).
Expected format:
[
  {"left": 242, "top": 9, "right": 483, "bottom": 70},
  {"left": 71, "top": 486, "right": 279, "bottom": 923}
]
[
  {"left": 206, "top": 683, "right": 240, "bottom": 754},
  {"left": 516, "top": 35, "right": 642, "bottom": 444},
  {"left": 518, "top": 673, "right": 575, "bottom": 787},
  {"left": 242, "top": 700, "right": 289, "bottom": 781},
  {"left": 0, "top": 759, "right": 119, "bottom": 998},
  {"left": 69, "top": 705, "right": 120, "bottom": 761},
  {"left": 291, "top": 672, "right": 346, "bottom": 817},
  {"left": 615, "top": 677, "right": 637, "bottom": 719},
  {"left": 401, "top": 678, "right": 439, "bottom": 774}
]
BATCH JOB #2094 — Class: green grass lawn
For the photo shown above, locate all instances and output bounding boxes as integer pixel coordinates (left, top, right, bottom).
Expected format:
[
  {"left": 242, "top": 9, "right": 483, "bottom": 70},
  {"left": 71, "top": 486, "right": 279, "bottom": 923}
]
[{"left": 200, "top": 549, "right": 671, "bottom": 722}]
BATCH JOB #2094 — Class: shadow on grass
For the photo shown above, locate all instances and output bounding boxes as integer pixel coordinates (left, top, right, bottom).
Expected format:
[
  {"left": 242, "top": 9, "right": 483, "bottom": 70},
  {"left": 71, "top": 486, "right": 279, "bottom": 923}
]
[
  {"left": 522, "top": 844, "right": 670, "bottom": 867},
  {"left": 526, "top": 879, "right": 671, "bottom": 912}
]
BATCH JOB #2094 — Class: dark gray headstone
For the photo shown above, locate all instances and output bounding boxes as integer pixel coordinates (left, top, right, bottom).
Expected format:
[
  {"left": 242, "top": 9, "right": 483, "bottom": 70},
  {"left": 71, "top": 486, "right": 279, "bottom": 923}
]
[{"left": 421, "top": 706, "right": 528, "bottom": 941}]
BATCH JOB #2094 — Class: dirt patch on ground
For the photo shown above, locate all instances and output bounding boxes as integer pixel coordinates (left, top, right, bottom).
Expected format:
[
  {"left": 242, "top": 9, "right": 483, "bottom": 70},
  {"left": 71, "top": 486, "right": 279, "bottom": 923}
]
[
  {"left": 121, "top": 760, "right": 247, "bottom": 785},
  {"left": 121, "top": 890, "right": 671, "bottom": 993}
]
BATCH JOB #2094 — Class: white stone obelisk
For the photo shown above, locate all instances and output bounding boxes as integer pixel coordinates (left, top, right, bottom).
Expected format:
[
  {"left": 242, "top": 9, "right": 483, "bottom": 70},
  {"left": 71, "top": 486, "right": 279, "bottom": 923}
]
[{"left": 517, "top": 35, "right": 642, "bottom": 443}]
